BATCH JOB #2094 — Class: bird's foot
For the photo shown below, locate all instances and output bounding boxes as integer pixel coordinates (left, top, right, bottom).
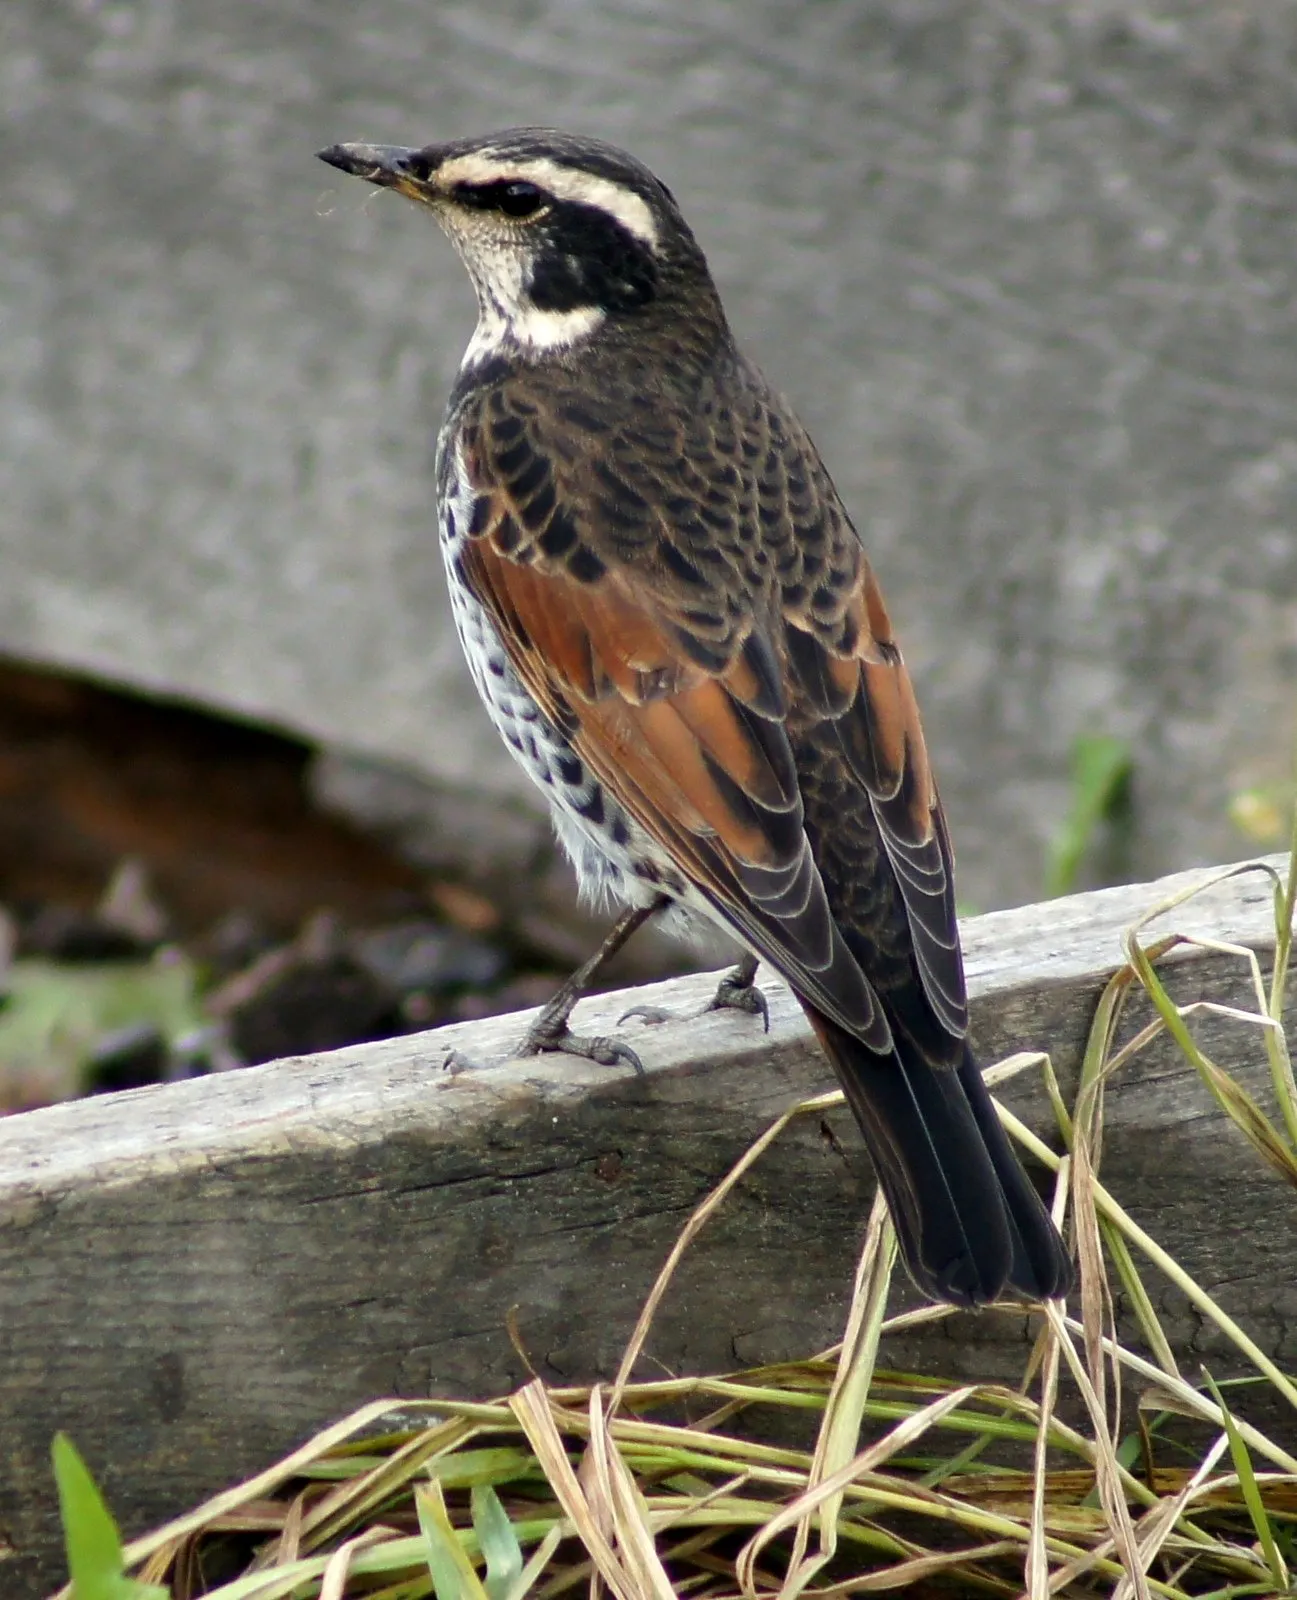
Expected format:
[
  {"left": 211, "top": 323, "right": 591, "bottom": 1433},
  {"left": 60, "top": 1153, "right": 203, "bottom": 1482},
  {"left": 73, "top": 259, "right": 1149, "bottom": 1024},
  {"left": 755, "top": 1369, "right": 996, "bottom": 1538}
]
[
  {"left": 517, "top": 998, "right": 644, "bottom": 1075},
  {"left": 705, "top": 953, "right": 770, "bottom": 1031},
  {"left": 510, "top": 896, "right": 672, "bottom": 1075},
  {"left": 620, "top": 953, "right": 768, "bottom": 1033}
]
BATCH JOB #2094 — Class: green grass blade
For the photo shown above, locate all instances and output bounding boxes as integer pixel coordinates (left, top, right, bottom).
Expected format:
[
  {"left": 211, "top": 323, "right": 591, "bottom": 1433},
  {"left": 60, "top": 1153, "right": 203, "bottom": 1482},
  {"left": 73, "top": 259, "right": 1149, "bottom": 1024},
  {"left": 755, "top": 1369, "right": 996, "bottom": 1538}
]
[
  {"left": 471, "top": 1484, "right": 523, "bottom": 1600},
  {"left": 416, "top": 1482, "right": 487, "bottom": 1600},
  {"left": 1125, "top": 936, "right": 1297, "bottom": 1187},
  {"left": 52, "top": 1434, "right": 169, "bottom": 1600},
  {"left": 1201, "top": 1372, "right": 1289, "bottom": 1593},
  {"left": 1045, "top": 733, "right": 1133, "bottom": 897},
  {"left": 500, "top": 1526, "right": 563, "bottom": 1600},
  {"left": 1264, "top": 804, "right": 1297, "bottom": 1151}
]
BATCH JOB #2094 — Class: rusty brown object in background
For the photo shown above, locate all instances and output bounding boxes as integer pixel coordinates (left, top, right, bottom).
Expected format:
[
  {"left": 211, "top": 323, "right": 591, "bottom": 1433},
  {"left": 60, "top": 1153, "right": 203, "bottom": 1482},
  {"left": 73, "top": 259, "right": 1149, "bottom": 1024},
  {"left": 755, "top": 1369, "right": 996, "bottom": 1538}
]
[{"left": 0, "top": 659, "right": 424, "bottom": 936}]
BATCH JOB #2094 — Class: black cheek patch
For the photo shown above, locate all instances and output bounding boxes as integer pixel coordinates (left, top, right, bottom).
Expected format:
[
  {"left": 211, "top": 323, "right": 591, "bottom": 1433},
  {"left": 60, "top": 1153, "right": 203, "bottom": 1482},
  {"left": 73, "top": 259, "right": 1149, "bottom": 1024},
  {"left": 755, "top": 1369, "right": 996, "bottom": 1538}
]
[
  {"left": 529, "top": 203, "right": 658, "bottom": 315},
  {"left": 528, "top": 252, "right": 587, "bottom": 314}
]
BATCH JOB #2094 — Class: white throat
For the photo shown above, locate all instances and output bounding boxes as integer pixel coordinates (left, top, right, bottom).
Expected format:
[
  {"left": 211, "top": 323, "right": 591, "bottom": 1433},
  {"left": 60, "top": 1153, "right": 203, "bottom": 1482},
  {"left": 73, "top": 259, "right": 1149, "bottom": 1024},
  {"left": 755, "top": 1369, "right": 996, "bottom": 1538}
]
[
  {"left": 464, "top": 299, "right": 604, "bottom": 366},
  {"left": 453, "top": 242, "right": 606, "bottom": 365}
]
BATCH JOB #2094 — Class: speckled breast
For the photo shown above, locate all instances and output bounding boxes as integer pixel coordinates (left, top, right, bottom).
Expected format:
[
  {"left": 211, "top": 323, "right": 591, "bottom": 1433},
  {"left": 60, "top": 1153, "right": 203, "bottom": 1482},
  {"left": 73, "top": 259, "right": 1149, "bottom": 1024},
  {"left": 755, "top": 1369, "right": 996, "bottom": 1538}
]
[{"left": 435, "top": 424, "right": 694, "bottom": 922}]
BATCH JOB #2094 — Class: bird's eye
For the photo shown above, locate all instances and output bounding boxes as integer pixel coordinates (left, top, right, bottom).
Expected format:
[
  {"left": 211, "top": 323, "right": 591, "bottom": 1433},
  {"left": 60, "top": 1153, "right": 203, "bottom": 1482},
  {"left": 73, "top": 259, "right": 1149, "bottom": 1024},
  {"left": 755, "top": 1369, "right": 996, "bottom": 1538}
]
[
  {"left": 454, "top": 179, "right": 548, "bottom": 219},
  {"left": 496, "top": 181, "right": 544, "bottom": 218}
]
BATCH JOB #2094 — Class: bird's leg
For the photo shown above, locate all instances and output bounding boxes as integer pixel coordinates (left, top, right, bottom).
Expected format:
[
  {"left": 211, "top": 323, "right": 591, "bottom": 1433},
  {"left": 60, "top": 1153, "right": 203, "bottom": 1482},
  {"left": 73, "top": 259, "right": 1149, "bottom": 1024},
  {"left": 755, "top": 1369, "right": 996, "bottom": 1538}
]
[
  {"left": 621, "top": 948, "right": 769, "bottom": 1033},
  {"left": 517, "top": 894, "right": 671, "bottom": 1073}
]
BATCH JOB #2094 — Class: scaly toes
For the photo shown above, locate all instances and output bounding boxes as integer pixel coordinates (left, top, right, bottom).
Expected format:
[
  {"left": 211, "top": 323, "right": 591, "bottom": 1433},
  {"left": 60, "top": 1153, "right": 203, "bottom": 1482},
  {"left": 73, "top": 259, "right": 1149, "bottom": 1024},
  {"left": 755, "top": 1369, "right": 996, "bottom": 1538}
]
[
  {"left": 619, "top": 965, "right": 770, "bottom": 1034},
  {"left": 706, "top": 970, "right": 770, "bottom": 1032},
  {"left": 518, "top": 1016, "right": 645, "bottom": 1076}
]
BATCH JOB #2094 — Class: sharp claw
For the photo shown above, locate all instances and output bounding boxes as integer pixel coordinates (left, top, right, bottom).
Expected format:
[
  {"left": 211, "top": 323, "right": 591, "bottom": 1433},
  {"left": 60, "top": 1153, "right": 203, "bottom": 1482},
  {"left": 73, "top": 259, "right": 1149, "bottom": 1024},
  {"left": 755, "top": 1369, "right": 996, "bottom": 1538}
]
[
  {"left": 517, "top": 1021, "right": 645, "bottom": 1077},
  {"left": 706, "top": 976, "right": 771, "bottom": 1032},
  {"left": 619, "top": 970, "right": 770, "bottom": 1037},
  {"left": 618, "top": 1004, "right": 672, "bottom": 1026},
  {"left": 593, "top": 1038, "right": 646, "bottom": 1076}
]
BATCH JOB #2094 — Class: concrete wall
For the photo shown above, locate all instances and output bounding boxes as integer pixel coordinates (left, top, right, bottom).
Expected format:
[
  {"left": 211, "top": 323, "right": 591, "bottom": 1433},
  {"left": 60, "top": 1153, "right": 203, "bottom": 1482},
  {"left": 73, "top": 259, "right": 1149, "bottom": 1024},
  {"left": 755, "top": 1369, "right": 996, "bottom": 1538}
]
[{"left": 3, "top": 1, "right": 1295, "bottom": 909}]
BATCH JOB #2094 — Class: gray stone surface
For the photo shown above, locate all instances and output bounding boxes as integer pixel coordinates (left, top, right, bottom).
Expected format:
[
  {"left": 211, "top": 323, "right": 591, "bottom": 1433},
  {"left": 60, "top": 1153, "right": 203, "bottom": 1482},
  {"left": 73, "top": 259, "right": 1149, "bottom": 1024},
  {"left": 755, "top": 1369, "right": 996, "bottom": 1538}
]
[{"left": 3, "top": 2, "right": 1295, "bottom": 910}]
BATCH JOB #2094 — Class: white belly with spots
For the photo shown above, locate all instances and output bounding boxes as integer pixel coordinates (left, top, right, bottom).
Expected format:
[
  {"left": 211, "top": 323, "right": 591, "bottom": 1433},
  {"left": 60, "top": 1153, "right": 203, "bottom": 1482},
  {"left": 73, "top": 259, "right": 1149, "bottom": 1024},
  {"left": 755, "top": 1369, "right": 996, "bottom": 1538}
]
[{"left": 437, "top": 444, "right": 705, "bottom": 929}]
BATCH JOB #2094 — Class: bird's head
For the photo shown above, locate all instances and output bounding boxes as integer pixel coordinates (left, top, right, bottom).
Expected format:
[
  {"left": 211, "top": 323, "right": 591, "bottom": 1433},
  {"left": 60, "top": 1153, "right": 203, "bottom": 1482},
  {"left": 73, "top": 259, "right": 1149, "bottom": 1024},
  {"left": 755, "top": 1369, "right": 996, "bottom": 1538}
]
[{"left": 317, "top": 128, "right": 724, "bottom": 365}]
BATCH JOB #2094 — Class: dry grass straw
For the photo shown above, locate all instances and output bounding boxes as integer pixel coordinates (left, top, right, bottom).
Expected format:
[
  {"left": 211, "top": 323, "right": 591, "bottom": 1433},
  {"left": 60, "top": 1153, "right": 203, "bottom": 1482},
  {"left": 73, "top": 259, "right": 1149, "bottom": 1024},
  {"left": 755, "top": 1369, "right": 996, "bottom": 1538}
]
[{"left": 68, "top": 828, "right": 1297, "bottom": 1600}]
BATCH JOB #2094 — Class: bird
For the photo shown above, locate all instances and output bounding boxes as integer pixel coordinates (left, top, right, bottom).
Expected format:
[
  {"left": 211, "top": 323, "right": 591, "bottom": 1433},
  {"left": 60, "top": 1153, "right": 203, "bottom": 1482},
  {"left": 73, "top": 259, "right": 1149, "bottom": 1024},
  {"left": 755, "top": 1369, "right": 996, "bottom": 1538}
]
[{"left": 315, "top": 128, "right": 1071, "bottom": 1307}]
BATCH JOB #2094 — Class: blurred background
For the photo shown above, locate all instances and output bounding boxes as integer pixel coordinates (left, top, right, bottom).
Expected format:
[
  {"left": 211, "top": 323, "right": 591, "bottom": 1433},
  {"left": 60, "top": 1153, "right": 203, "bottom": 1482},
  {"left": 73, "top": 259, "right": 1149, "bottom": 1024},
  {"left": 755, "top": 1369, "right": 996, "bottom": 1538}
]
[{"left": 1, "top": 0, "right": 1294, "bottom": 1107}]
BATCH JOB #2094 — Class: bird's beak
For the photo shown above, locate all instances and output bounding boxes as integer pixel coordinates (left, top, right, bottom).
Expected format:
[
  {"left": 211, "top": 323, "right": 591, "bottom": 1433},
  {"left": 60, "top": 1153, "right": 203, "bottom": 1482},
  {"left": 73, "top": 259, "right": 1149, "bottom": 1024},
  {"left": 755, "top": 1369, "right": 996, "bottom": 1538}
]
[{"left": 316, "top": 143, "right": 433, "bottom": 202}]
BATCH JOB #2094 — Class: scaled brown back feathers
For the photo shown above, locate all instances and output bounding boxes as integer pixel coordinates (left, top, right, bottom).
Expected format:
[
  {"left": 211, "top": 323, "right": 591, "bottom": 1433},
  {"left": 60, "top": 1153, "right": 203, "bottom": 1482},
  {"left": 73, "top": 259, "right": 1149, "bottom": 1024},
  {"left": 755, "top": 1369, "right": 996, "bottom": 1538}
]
[{"left": 443, "top": 343, "right": 967, "bottom": 1065}]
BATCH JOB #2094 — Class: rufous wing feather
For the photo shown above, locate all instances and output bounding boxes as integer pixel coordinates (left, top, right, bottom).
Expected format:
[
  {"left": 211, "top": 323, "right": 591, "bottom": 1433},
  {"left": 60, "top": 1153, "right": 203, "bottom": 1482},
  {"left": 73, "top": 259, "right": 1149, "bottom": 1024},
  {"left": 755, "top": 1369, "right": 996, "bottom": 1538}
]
[
  {"left": 784, "top": 562, "right": 966, "bottom": 1041},
  {"left": 456, "top": 486, "right": 890, "bottom": 1048}
]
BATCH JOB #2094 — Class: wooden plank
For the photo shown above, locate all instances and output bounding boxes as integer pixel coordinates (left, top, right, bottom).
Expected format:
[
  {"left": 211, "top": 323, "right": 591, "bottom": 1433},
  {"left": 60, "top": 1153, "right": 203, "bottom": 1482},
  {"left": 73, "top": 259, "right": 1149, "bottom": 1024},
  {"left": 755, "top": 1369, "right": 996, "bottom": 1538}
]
[{"left": 1, "top": 854, "right": 1294, "bottom": 1596}]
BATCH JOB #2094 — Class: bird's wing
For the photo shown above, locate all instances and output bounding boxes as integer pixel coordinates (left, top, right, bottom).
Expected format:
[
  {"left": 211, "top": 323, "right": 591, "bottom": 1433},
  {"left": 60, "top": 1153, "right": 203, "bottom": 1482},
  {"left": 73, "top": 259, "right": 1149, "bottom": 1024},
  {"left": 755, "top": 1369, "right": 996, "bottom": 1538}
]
[
  {"left": 448, "top": 371, "right": 965, "bottom": 1053},
  {"left": 777, "top": 544, "right": 968, "bottom": 1045}
]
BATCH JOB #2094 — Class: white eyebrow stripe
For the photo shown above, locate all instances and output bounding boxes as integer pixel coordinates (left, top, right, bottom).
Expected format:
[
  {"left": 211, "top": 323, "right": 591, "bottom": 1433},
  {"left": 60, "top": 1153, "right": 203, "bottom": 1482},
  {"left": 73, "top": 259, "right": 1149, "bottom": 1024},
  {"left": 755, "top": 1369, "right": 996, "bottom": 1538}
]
[{"left": 437, "top": 151, "right": 660, "bottom": 249}]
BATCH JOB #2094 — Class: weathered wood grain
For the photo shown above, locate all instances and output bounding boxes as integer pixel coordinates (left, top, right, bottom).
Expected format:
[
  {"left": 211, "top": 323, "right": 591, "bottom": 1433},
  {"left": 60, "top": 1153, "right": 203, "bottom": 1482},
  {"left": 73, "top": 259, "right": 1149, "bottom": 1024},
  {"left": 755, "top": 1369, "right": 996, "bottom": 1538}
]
[{"left": 2, "top": 855, "right": 1294, "bottom": 1596}]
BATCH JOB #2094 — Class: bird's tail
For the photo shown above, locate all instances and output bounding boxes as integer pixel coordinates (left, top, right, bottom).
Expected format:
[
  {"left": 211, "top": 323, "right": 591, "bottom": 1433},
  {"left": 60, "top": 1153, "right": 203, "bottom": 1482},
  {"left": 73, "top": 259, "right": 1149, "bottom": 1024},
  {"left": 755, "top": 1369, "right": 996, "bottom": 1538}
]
[{"left": 806, "top": 1011, "right": 1071, "bottom": 1307}]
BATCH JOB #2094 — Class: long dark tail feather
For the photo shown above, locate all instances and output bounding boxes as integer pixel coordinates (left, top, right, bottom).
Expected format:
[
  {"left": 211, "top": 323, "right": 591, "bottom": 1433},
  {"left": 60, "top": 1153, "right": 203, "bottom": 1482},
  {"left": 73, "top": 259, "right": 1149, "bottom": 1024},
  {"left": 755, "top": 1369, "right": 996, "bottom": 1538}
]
[
  {"left": 953, "top": 1044, "right": 1073, "bottom": 1303},
  {"left": 807, "top": 1011, "right": 1071, "bottom": 1307}
]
